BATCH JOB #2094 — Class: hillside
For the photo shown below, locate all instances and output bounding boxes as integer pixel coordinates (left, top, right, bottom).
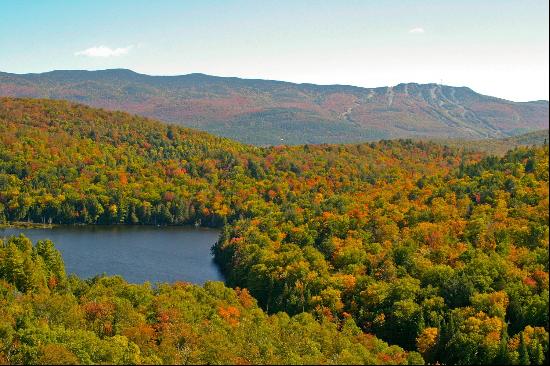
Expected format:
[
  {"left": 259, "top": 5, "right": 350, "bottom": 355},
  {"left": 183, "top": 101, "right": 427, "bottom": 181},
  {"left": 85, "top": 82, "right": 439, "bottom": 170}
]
[
  {"left": 0, "top": 69, "right": 548, "bottom": 145},
  {"left": 421, "top": 129, "right": 549, "bottom": 156},
  {"left": 0, "top": 98, "right": 548, "bottom": 365}
]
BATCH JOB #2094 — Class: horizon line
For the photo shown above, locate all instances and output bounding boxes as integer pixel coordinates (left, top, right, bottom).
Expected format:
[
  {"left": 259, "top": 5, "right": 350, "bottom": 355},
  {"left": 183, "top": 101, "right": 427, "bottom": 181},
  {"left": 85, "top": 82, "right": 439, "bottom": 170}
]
[{"left": 1, "top": 67, "right": 549, "bottom": 103}]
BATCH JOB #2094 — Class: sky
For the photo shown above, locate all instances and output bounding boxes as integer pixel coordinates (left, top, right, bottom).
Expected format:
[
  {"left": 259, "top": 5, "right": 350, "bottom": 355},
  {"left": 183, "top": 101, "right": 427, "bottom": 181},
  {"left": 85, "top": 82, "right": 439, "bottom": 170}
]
[{"left": 1, "top": 0, "right": 548, "bottom": 101}]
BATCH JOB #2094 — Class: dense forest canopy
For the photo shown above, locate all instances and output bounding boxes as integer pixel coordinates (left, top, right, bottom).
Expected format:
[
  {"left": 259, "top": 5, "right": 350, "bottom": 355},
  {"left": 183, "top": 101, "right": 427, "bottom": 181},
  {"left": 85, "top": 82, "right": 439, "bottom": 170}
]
[
  {"left": 0, "top": 97, "right": 548, "bottom": 365},
  {"left": 0, "top": 235, "right": 418, "bottom": 364}
]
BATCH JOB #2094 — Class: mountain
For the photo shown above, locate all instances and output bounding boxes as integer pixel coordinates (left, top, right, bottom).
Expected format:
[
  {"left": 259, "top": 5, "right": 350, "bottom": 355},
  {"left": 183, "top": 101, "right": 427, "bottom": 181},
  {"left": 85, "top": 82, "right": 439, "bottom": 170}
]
[{"left": 0, "top": 69, "right": 548, "bottom": 144}]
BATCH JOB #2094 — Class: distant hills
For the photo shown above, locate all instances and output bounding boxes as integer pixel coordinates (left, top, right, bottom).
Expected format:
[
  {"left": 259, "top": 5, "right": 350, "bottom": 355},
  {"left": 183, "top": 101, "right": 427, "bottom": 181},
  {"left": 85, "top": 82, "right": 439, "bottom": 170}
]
[
  {"left": 420, "top": 129, "right": 549, "bottom": 156},
  {"left": 0, "top": 69, "right": 548, "bottom": 145}
]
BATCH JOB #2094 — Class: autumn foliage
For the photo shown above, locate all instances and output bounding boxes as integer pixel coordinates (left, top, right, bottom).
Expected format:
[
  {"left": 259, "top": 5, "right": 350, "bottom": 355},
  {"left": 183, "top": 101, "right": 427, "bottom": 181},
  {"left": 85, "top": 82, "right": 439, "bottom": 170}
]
[{"left": 0, "top": 98, "right": 548, "bottom": 365}]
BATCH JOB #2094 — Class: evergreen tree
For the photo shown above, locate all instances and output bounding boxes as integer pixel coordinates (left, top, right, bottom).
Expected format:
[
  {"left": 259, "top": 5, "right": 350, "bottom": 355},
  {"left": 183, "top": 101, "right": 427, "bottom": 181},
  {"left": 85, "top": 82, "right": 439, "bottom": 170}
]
[{"left": 519, "top": 333, "right": 531, "bottom": 365}]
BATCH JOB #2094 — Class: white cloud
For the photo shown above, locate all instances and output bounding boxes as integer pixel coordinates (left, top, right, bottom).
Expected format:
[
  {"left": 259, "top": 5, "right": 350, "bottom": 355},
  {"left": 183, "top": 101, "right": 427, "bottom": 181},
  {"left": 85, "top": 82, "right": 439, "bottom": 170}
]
[
  {"left": 75, "top": 45, "right": 133, "bottom": 57},
  {"left": 408, "top": 27, "right": 425, "bottom": 34}
]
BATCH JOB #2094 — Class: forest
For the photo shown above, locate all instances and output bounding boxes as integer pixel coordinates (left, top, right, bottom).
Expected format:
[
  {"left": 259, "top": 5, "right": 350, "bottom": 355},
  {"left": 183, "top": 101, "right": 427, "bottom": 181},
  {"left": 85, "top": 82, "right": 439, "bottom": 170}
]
[
  {"left": 0, "top": 97, "right": 548, "bottom": 364},
  {"left": 0, "top": 234, "right": 417, "bottom": 364}
]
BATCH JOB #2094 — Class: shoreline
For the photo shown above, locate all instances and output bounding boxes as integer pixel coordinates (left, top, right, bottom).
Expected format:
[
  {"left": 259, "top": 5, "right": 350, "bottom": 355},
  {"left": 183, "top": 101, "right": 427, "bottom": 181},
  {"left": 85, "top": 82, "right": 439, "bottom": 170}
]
[
  {"left": 0, "top": 221, "right": 57, "bottom": 229},
  {"left": 0, "top": 221, "right": 221, "bottom": 230}
]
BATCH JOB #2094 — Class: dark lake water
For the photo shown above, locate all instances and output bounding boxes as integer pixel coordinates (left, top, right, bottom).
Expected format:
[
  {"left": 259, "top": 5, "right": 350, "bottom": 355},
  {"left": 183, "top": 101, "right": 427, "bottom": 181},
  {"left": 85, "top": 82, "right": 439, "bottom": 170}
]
[{"left": 0, "top": 225, "right": 223, "bottom": 284}]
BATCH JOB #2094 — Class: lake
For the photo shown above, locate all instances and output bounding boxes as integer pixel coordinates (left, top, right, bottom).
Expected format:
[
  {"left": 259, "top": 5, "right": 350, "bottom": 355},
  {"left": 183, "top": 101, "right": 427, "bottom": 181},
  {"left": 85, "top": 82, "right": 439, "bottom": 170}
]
[{"left": 0, "top": 225, "right": 223, "bottom": 284}]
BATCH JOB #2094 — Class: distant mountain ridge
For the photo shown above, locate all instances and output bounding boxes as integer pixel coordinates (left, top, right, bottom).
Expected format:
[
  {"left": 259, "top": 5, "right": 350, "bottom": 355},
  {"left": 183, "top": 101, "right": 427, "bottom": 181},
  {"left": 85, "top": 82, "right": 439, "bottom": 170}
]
[{"left": 0, "top": 69, "right": 548, "bottom": 144}]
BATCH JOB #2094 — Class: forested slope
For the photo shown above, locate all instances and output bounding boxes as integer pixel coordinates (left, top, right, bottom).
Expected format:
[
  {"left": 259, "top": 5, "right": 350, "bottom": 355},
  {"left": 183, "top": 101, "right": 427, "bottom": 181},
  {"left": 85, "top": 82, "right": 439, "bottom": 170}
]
[
  {"left": 420, "top": 129, "right": 548, "bottom": 156},
  {"left": 0, "top": 98, "right": 548, "bottom": 364}
]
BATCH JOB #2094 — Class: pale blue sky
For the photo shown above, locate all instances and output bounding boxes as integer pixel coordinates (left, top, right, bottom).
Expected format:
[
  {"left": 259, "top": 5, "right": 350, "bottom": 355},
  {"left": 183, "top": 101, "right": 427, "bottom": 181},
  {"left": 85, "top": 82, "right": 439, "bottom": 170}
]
[{"left": 1, "top": 0, "right": 548, "bottom": 101}]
